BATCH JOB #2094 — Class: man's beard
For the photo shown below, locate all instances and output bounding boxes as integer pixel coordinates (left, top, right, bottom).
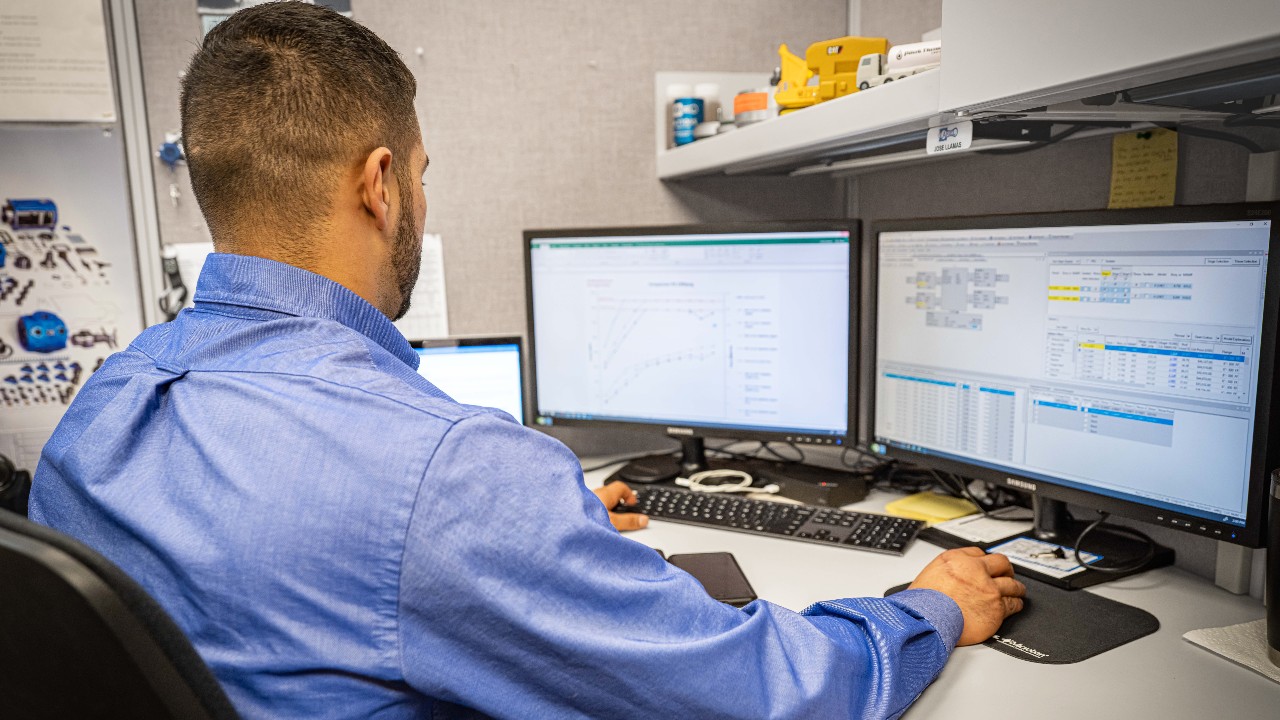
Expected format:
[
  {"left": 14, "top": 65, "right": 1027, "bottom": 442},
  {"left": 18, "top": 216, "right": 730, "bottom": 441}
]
[{"left": 389, "top": 172, "right": 422, "bottom": 321}]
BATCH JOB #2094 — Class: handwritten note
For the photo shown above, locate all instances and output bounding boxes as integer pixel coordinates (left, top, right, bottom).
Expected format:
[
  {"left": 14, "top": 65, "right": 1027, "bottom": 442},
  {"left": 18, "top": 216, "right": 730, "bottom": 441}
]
[{"left": 1108, "top": 128, "right": 1178, "bottom": 209}]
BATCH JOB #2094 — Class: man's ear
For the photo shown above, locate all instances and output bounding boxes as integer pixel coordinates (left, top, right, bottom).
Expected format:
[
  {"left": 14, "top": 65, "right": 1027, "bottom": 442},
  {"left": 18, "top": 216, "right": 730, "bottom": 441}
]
[{"left": 361, "top": 147, "right": 395, "bottom": 233}]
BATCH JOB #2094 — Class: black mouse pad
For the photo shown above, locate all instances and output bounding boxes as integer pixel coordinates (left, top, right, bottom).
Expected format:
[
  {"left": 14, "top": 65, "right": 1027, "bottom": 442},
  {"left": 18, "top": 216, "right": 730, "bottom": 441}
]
[{"left": 885, "top": 576, "right": 1159, "bottom": 664}]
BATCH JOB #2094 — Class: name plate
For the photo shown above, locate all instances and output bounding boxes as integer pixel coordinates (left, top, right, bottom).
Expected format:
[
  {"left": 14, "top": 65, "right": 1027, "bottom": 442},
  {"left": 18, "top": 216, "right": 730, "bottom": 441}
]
[{"left": 926, "top": 120, "right": 974, "bottom": 155}]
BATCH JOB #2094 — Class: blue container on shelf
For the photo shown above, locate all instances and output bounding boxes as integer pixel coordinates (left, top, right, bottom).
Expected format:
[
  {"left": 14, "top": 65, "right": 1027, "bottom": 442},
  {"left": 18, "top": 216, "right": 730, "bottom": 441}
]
[{"left": 672, "top": 97, "right": 704, "bottom": 146}]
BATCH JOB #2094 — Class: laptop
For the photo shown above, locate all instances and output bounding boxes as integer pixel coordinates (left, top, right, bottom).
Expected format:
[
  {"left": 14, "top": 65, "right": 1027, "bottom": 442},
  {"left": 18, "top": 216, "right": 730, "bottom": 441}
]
[{"left": 409, "top": 336, "right": 525, "bottom": 425}]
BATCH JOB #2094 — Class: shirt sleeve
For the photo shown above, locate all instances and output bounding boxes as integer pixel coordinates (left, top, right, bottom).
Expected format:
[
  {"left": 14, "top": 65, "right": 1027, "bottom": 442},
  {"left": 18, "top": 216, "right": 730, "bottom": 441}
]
[{"left": 396, "top": 413, "right": 962, "bottom": 720}]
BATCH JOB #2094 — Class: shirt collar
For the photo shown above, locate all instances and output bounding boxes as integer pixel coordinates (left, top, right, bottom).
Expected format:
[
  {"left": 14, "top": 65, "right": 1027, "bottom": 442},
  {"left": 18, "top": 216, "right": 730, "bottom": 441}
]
[{"left": 193, "top": 253, "right": 420, "bottom": 369}]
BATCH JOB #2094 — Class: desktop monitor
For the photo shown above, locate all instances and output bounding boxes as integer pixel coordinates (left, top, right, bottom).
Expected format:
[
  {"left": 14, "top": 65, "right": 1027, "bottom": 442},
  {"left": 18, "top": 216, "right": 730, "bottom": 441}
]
[
  {"left": 524, "top": 222, "right": 856, "bottom": 470},
  {"left": 865, "top": 204, "right": 1278, "bottom": 552},
  {"left": 411, "top": 336, "right": 526, "bottom": 424}
]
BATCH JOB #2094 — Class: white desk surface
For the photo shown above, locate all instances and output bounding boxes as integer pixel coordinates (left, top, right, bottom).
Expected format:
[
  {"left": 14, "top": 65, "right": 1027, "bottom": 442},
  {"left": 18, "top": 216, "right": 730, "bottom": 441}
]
[{"left": 582, "top": 464, "right": 1279, "bottom": 719}]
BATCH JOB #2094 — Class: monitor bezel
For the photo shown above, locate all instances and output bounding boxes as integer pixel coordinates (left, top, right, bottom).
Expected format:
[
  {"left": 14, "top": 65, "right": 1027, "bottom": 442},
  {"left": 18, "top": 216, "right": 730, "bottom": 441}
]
[
  {"left": 861, "top": 203, "right": 1279, "bottom": 548},
  {"left": 408, "top": 335, "right": 527, "bottom": 424},
  {"left": 523, "top": 221, "right": 860, "bottom": 447}
]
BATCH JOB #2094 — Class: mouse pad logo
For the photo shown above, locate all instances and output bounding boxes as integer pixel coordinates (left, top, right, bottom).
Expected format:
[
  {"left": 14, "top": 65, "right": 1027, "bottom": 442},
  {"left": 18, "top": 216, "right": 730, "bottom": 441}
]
[{"left": 990, "top": 634, "right": 1048, "bottom": 659}]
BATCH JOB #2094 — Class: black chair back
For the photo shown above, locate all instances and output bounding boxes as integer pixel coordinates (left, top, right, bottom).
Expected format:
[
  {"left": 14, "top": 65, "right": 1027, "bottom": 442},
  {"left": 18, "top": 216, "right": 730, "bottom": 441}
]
[{"left": 0, "top": 509, "right": 239, "bottom": 719}]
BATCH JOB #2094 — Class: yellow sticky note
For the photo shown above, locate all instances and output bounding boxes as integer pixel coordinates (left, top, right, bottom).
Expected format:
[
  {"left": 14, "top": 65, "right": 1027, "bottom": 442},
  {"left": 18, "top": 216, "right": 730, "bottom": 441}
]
[
  {"left": 1108, "top": 128, "right": 1178, "bottom": 209},
  {"left": 884, "top": 492, "right": 979, "bottom": 525}
]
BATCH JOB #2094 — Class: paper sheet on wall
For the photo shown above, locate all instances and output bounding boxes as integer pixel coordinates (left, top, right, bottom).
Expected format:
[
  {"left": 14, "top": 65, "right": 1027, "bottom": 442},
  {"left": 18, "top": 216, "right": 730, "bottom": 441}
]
[
  {"left": 171, "top": 242, "right": 215, "bottom": 310},
  {"left": 393, "top": 233, "right": 449, "bottom": 340},
  {"left": 1107, "top": 128, "right": 1178, "bottom": 209},
  {"left": 0, "top": 0, "right": 116, "bottom": 122}
]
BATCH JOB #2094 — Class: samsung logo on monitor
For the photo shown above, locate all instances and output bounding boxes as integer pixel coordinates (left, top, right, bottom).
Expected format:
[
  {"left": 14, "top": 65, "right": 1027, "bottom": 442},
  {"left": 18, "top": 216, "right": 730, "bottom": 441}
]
[
  {"left": 1006, "top": 477, "right": 1037, "bottom": 492},
  {"left": 667, "top": 427, "right": 695, "bottom": 436}
]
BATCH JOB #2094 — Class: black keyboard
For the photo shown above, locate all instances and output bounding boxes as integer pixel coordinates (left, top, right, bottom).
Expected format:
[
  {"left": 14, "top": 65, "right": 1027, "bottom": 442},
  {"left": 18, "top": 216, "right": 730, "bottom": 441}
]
[{"left": 631, "top": 486, "right": 924, "bottom": 555}]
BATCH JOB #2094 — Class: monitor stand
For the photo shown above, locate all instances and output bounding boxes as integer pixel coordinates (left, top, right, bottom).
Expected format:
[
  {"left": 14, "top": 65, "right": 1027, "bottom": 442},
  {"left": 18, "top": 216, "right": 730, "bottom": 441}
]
[
  {"left": 1023, "top": 496, "right": 1174, "bottom": 590},
  {"left": 611, "top": 435, "right": 869, "bottom": 506},
  {"left": 614, "top": 457, "right": 681, "bottom": 484},
  {"left": 612, "top": 436, "right": 706, "bottom": 484}
]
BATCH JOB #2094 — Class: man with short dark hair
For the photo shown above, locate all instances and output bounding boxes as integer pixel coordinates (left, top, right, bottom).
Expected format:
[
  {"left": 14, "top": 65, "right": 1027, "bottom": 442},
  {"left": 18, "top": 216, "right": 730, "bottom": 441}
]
[
  {"left": 181, "top": 0, "right": 424, "bottom": 321},
  {"left": 30, "top": 3, "right": 1024, "bottom": 718}
]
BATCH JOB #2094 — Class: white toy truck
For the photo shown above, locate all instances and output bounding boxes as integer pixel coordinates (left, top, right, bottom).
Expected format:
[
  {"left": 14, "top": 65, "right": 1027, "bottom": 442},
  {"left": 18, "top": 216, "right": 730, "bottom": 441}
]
[{"left": 856, "top": 40, "right": 941, "bottom": 90}]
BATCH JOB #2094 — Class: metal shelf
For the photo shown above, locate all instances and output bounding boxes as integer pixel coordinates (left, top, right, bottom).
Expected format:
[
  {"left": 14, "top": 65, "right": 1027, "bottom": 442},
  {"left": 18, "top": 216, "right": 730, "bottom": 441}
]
[
  {"left": 656, "top": 70, "right": 942, "bottom": 180},
  {"left": 656, "top": 1, "right": 1280, "bottom": 181}
]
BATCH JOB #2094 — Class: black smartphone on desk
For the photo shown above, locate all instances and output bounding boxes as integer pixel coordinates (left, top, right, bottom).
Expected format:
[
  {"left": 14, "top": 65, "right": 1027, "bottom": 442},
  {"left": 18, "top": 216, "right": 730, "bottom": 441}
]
[{"left": 668, "top": 552, "right": 757, "bottom": 607}]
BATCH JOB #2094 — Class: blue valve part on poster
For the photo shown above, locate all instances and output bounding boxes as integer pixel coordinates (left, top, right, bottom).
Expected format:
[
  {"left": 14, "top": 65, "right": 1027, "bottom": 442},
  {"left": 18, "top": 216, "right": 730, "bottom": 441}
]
[
  {"left": 2, "top": 199, "right": 58, "bottom": 231},
  {"left": 157, "top": 140, "right": 185, "bottom": 169},
  {"left": 18, "top": 311, "right": 68, "bottom": 353}
]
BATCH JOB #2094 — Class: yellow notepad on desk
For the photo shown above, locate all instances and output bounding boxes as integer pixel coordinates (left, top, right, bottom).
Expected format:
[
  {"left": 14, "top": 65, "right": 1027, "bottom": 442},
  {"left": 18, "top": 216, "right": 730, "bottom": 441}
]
[{"left": 884, "top": 492, "right": 979, "bottom": 525}]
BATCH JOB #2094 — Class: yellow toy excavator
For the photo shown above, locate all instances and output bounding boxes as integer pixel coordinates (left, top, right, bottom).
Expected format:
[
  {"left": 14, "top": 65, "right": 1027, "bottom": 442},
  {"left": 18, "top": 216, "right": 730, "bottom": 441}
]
[{"left": 775, "top": 36, "right": 889, "bottom": 113}]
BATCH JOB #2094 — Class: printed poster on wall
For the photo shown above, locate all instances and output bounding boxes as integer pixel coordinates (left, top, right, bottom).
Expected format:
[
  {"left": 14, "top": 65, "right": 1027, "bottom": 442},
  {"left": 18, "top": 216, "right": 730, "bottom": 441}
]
[
  {"left": 0, "top": 0, "right": 116, "bottom": 123},
  {"left": 0, "top": 126, "right": 146, "bottom": 472}
]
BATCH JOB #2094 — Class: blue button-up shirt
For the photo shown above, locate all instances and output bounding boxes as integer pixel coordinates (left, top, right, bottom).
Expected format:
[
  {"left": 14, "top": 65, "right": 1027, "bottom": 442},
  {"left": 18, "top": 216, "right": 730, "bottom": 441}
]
[{"left": 31, "top": 253, "right": 962, "bottom": 719}]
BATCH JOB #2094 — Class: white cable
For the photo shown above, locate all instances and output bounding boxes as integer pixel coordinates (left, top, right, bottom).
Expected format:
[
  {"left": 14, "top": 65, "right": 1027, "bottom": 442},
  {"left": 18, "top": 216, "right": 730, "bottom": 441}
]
[{"left": 675, "top": 469, "right": 779, "bottom": 495}]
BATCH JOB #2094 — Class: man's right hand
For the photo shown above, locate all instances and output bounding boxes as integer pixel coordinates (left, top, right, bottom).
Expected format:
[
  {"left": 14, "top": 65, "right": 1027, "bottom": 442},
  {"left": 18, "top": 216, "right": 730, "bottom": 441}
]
[{"left": 907, "top": 547, "right": 1026, "bottom": 646}]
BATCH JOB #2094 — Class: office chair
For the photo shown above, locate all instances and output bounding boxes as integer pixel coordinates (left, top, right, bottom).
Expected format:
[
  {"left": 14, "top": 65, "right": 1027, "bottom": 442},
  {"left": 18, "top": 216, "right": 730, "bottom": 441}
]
[{"left": 0, "top": 508, "right": 240, "bottom": 719}]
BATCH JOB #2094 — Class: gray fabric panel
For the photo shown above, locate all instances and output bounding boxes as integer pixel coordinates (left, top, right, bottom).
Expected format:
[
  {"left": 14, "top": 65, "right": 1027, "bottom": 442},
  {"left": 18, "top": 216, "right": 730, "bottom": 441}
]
[
  {"left": 859, "top": 0, "right": 942, "bottom": 45},
  {"left": 133, "top": 0, "right": 848, "bottom": 335},
  {"left": 855, "top": 132, "right": 1252, "bottom": 230}
]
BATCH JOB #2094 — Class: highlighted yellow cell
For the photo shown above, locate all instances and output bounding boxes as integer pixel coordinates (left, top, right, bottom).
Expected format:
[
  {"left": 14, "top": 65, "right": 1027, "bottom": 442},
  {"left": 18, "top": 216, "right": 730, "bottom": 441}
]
[
  {"left": 1048, "top": 285, "right": 1081, "bottom": 291},
  {"left": 1101, "top": 270, "right": 1112, "bottom": 276},
  {"left": 1048, "top": 296, "right": 1081, "bottom": 302},
  {"left": 1079, "top": 342, "right": 1104, "bottom": 349}
]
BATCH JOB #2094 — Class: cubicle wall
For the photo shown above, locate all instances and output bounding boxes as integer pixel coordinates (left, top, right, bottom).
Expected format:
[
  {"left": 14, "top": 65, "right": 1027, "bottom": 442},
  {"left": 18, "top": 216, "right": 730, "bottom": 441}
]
[{"left": 132, "top": 0, "right": 850, "bottom": 337}]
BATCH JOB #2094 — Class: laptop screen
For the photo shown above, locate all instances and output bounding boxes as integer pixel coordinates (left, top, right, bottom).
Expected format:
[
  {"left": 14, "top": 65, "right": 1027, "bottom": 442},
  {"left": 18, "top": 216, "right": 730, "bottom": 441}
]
[{"left": 411, "top": 338, "right": 525, "bottom": 425}]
